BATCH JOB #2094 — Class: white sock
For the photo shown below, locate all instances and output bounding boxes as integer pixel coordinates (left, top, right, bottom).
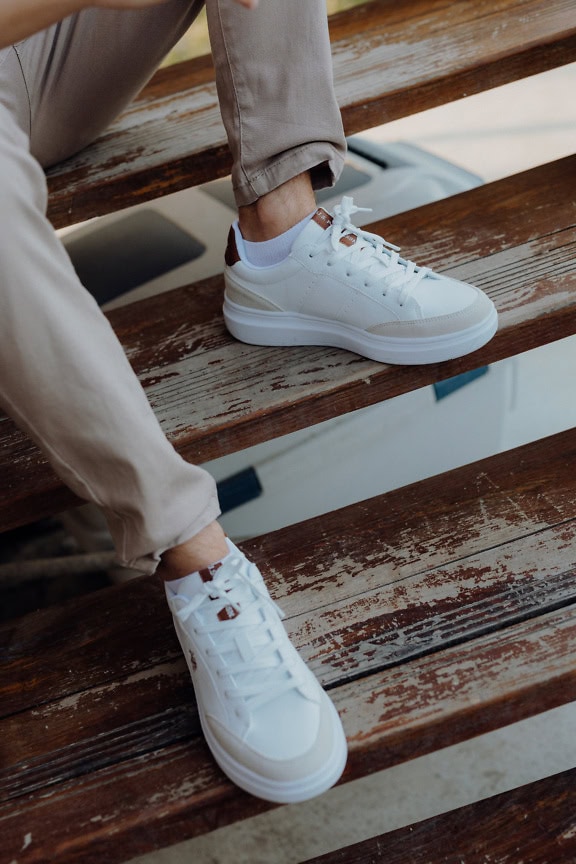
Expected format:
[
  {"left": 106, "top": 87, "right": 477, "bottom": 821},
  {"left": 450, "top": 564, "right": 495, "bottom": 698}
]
[{"left": 234, "top": 211, "right": 315, "bottom": 268}]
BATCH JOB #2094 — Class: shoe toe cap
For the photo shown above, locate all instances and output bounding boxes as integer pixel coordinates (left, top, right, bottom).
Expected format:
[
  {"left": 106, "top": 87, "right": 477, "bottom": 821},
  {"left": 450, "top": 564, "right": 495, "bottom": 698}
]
[
  {"left": 205, "top": 689, "right": 342, "bottom": 784},
  {"left": 370, "top": 278, "right": 496, "bottom": 339}
]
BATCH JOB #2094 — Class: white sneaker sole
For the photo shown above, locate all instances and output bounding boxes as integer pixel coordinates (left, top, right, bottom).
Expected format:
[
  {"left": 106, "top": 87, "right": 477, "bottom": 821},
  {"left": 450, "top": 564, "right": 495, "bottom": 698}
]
[{"left": 223, "top": 298, "right": 498, "bottom": 365}]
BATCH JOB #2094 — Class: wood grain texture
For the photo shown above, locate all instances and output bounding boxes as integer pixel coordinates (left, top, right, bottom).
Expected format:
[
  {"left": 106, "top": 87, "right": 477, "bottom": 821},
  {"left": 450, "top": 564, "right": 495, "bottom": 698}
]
[
  {"left": 2, "top": 7, "right": 573, "bottom": 858},
  {"left": 3, "top": 427, "right": 574, "bottom": 719},
  {"left": 337, "top": 605, "right": 576, "bottom": 778},
  {"left": 2, "top": 157, "right": 575, "bottom": 532},
  {"left": 301, "top": 768, "right": 576, "bottom": 864},
  {"left": 45, "top": 0, "right": 576, "bottom": 228},
  {"left": 1, "top": 609, "right": 574, "bottom": 863},
  {"left": 1, "top": 429, "right": 575, "bottom": 863}
]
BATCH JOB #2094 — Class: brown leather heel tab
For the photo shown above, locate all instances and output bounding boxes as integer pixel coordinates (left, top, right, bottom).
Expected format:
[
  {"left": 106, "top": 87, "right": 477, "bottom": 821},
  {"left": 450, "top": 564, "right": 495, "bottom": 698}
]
[{"left": 225, "top": 226, "right": 241, "bottom": 266}]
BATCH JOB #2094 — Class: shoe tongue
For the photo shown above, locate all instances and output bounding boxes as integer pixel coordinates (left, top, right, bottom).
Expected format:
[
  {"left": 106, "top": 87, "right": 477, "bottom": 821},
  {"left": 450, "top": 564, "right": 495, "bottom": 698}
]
[{"left": 180, "top": 557, "right": 261, "bottom": 623}]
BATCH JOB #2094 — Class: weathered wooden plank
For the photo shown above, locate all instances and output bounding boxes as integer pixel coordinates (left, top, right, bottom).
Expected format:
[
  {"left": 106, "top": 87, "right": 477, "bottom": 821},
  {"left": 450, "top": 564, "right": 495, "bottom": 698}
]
[
  {"left": 336, "top": 604, "right": 576, "bottom": 778},
  {"left": 2, "top": 605, "right": 575, "bottom": 864},
  {"left": 2, "top": 157, "right": 574, "bottom": 532},
  {"left": 249, "top": 428, "right": 576, "bottom": 612},
  {"left": 45, "top": 0, "right": 576, "bottom": 228},
  {"left": 302, "top": 768, "right": 576, "bottom": 864},
  {"left": 2, "top": 510, "right": 574, "bottom": 796},
  {"left": 0, "top": 575, "right": 174, "bottom": 719},
  {"left": 2, "top": 516, "right": 574, "bottom": 801},
  {"left": 0, "top": 660, "right": 192, "bottom": 801},
  {"left": 3, "top": 427, "right": 574, "bottom": 718},
  {"left": 295, "top": 521, "right": 576, "bottom": 685},
  {"left": 1, "top": 429, "right": 574, "bottom": 807},
  {"left": 1, "top": 735, "right": 269, "bottom": 864}
]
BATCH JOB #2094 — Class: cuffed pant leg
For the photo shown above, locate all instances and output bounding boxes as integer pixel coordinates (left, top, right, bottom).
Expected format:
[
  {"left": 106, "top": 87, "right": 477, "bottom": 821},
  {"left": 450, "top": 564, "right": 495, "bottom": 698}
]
[
  {"left": 0, "top": 0, "right": 346, "bottom": 572},
  {"left": 0, "top": 32, "right": 220, "bottom": 576},
  {"left": 206, "top": 0, "right": 347, "bottom": 206}
]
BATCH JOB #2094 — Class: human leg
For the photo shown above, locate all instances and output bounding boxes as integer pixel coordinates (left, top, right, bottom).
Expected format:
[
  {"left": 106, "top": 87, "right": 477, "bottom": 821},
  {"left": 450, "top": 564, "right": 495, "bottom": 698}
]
[
  {"left": 1, "top": 9, "right": 348, "bottom": 802},
  {"left": 155, "top": 1, "right": 347, "bottom": 801},
  {"left": 0, "top": 20, "right": 221, "bottom": 576},
  {"left": 206, "top": 0, "right": 346, "bottom": 207},
  {"left": 207, "top": 1, "right": 497, "bottom": 363}
]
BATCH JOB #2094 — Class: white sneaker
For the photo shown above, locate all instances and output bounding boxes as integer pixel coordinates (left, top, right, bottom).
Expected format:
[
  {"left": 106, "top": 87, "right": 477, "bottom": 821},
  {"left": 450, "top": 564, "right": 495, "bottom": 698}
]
[
  {"left": 165, "top": 541, "right": 347, "bottom": 803},
  {"left": 223, "top": 196, "right": 498, "bottom": 365}
]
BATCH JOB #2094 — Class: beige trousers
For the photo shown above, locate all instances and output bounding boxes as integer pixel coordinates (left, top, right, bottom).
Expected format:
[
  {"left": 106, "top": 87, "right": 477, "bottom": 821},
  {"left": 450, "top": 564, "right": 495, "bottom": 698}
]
[{"left": 0, "top": 1, "right": 346, "bottom": 574}]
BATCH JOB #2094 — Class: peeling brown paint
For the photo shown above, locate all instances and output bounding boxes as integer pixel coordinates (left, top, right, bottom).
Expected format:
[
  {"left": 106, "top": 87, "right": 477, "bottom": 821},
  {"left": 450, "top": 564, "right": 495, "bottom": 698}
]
[{"left": 1, "top": 4, "right": 576, "bottom": 862}]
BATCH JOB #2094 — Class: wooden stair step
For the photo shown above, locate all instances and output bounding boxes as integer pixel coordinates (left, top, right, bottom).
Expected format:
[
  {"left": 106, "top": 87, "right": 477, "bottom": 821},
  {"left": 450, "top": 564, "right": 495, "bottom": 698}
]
[
  {"left": 46, "top": 0, "right": 576, "bottom": 228},
  {"left": 2, "top": 4, "right": 573, "bottom": 859},
  {"left": 301, "top": 768, "right": 576, "bottom": 863},
  {"left": 2, "top": 609, "right": 574, "bottom": 864},
  {"left": 1, "top": 428, "right": 575, "bottom": 863},
  {"left": 2, "top": 156, "right": 575, "bottom": 532},
  {"left": 3, "top": 427, "right": 574, "bottom": 715}
]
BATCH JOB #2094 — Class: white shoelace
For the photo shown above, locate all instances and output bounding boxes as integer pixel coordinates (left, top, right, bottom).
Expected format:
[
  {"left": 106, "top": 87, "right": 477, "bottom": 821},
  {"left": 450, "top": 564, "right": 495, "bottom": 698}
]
[
  {"left": 323, "top": 196, "right": 430, "bottom": 305},
  {"left": 174, "top": 556, "right": 303, "bottom": 713}
]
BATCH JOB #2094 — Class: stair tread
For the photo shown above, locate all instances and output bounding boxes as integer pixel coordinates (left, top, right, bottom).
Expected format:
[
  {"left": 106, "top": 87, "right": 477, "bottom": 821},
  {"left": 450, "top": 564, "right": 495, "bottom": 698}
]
[
  {"left": 2, "top": 157, "right": 575, "bottom": 531},
  {"left": 1, "top": 427, "right": 575, "bottom": 863},
  {"left": 46, "top": 0, "right": 576, "bottom": 228}
]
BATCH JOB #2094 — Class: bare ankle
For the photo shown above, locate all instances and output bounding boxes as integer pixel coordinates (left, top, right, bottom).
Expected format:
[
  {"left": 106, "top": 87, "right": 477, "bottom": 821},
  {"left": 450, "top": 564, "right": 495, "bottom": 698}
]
[
  {"left": 238, "top": 172, "right": 316, "bottom": 241},
  {"left": 157, "top": 521, "right": 229, "bottom": 582}
]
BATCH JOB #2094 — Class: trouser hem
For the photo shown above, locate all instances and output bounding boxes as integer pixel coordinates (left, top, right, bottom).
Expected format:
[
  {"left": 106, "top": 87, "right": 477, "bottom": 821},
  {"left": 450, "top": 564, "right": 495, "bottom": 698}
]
[
  {"left": 232, "top": 142, "right": 345, "bottom": 207},
  {"left": 117, "top": 489, "right": 222, "bottom": 576}
]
